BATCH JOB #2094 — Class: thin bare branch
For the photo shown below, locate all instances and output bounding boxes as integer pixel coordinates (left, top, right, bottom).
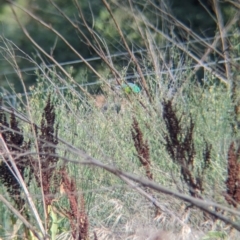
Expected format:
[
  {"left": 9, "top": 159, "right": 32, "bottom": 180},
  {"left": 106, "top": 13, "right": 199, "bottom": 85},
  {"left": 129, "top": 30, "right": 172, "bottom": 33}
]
[
  {"left": 0, "top": 134, "right": 48, "bottom": 239},
  {"left": 49, "top": 0, "right": 120, "bottom": 88},
  {"left": 195, "top": 11, "right": 240, "bottom": 72},
  {"left": 213, "top": 0, "right": 232, "bottom": 81},
  {"left": 225, "top": 0, "right": 240, "bottom": 9},
  {"left": 101, "top": 0, "right": 152, "bottom": 102},
  {"left": 112, "top": 0, "right": 229, "bottom": 85},
  {"left": 0, "top": 194, "right": 43, "bottom": 240},
  {"left": 62, "top": 150, "right": 240, "bottom": 232},
  {"left": 140, "top": 15, "right": 229, "bottom": 85},
  {"left": 7, "top": 0, "right": 100, "bottom": 97}
]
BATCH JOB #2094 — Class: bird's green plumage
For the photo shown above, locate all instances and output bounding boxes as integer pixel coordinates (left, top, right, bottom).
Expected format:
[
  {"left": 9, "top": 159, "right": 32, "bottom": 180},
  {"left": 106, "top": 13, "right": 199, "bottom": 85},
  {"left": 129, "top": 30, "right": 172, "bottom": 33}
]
[{"left": 121, "top": 83, "right": 141, "bottom": 93}]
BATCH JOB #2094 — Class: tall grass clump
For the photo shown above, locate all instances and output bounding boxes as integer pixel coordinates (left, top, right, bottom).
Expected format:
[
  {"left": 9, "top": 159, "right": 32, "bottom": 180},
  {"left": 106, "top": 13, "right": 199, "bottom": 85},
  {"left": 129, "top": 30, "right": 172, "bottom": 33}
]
[{"left": 0, "top": 0, "right": 240, "bottom": 239}]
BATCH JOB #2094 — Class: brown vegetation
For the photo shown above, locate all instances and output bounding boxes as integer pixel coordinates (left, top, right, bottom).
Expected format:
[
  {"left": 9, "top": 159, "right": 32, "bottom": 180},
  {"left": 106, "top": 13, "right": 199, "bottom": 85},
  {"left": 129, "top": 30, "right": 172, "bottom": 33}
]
[
  {"left": 225, "top": 141, "right": 240, "bottom": 207},
  {"left": 0, "top": 99, "right": 31, "bottom": 208},
  {"left": 0, "top": 96, "right": 90, "bottom": 239},
  {"left": 131, "top": 117, "right": 152, "bottom": 180},
  {"left": 162, "top": 99, "right": 211, "bottom": 198},
  {"left": 131, "top": 117, "right": 163, "bottom": 217},
  {"left": 30, "top": 95, "right": 59, "bottom": 206},
  {"left": 94, "top": 95, "right": 106, "bottom": 109},
  {"left": 59, "top": 167, "right": 89, "bottom": 240}
]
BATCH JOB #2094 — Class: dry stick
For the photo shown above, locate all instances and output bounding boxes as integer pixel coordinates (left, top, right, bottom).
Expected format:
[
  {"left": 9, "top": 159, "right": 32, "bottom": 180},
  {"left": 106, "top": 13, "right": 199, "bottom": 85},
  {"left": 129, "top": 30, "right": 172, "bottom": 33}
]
[
  {"left": 7, "top": 1, "right": 99, "bottom": 98},
  {"left": 213, "top": 0, "right": 232, "bottom": 81},
  {"left": 142, "top": 0, "right": 225, "bottom": 60},
  {"left": 213, "top": 1, "right": 240, "bottom": 133},
  {"left": 0, "top": 106, "right": 32, "bottom": 124},
  {"left": 156, "top": 2, "right": 239, "bottom": 85},
  {"left": 194, "top": 11, "right": 240, "bottom": 72},
  {"left": 8, "top": 3, "right": 100, "bottom": 131},
  {"left": 62, "top": 151, "right": 240, "bottom": 231},
  {"left": 226, "top": 0, "right": 240, "bottom": 9},
  {"left": 128, "top": 0, "right": 166, "bottom": 97},
  {"left": 0, "top": 35, "right": 49, "bottom": 227},
  {"left": 113, "top": 1, "right": 229, "bottom": 85},
  {"left": 9, "top": 1, "right": 149, "bottom": 115},
  {"left": 0, "top": 38, "right": 72, "bottom": 108},
  {"left": 118, "top": 175, "right": 185, "bottom": 225},
  {"left": 15, "top": 54, "right": 48, "bottom": 229},
  {"left": 146, "top": 30, "right": 175, "bottom": 85},
  {"left": 116, "top": 0, "right": 238, "bottom": 93},
  {"left": 23, "top": 147, "right": 240, "bottom": 221},
  {"left": 0, "top": 134, "right": 48, "bottom": 239},
  {"left": 10, "top": 0, "right": 137, "bottom": 114},
  {"left": 101, "top": 0, "right": 152, "bottom": 103},
  {"left": 49, "top": 0, "right": 120, "bottom": 88},
  {"left": 9, "top": 34, "right": 90, "bottom": 124},
  {"left": 198, "top": 0, "right": 217, "bottom": 22},
  {"left": 100, "top": 0, "right": 154, "bottom": 114},
  {"left": 16, "top": 147, "right": 240, "bottom": 219},
  {"left": 74, "top": 0, "right": 118, "bottom": 75},
  {"left": 32, "top": 53, "right": 82, "bottom": 119},
  {"left": 127, "top": 0, "right": 153, "bottom": 71},
  {"left": 145, "top": 31, "right": 162, "bottom": 80},
  {"left": 185, "top": 12, "right": 240, "bottom": 93},
  {"left": 0, "top": 39, "right": 40, "bottom": 108},
  {"left": 0, "top": 194, "right": 42, "bottom": 239},
  {"left": 51, "top": 0, "right": 151, "bottom": 113},
  {"left": 143, "top": 25, "right": 176, "bottom": 95},
  {"left": 141, "top": 16, "right": 229, "bottom": 86},
  {"left": 72, "top": 1, "right": 150, "bottom": 112}
]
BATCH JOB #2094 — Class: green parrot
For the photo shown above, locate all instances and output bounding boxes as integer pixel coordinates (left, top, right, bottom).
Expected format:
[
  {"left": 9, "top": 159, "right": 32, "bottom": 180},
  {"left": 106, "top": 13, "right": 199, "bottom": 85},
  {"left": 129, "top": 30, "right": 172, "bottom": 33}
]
[{"left": 121, "top": 83, "right": 141, "bottom": 94}]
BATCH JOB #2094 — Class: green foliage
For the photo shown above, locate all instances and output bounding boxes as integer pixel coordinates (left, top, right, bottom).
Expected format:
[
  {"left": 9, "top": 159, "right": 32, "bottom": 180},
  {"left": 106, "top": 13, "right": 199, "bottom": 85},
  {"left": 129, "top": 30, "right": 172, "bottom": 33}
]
[{"left": 201, "top": 230, "right": 228, "bottom": 240}]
